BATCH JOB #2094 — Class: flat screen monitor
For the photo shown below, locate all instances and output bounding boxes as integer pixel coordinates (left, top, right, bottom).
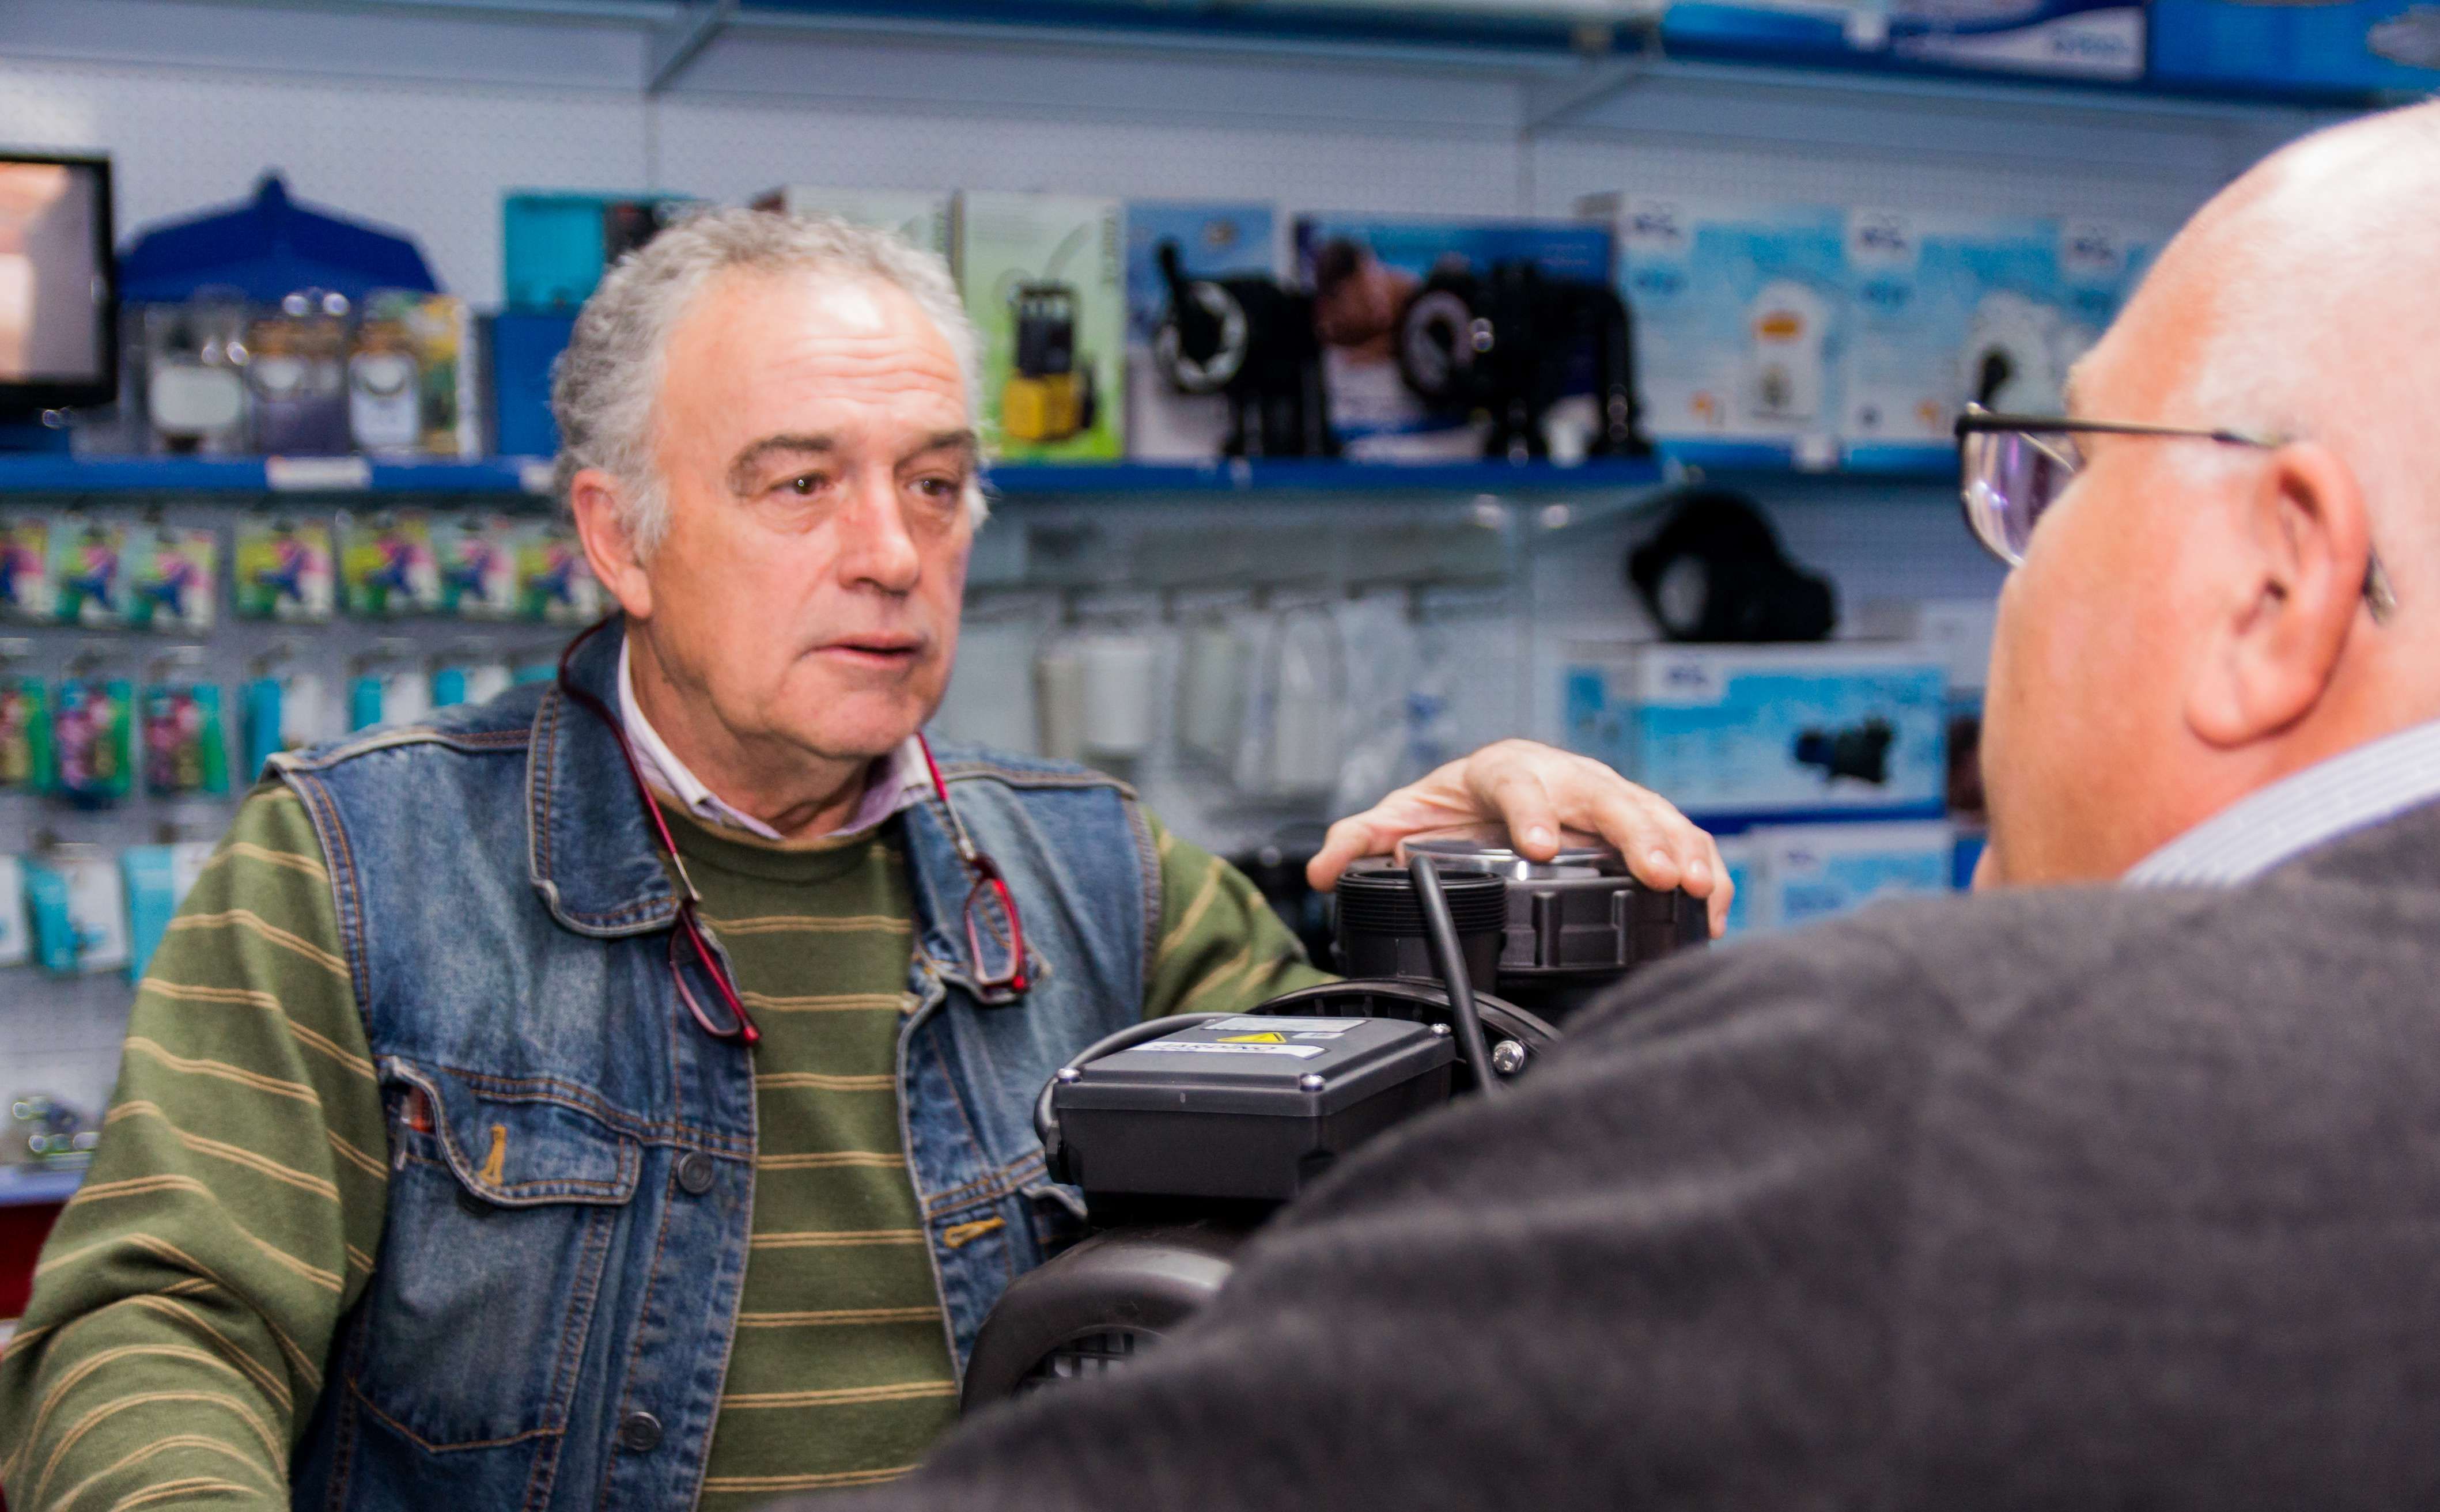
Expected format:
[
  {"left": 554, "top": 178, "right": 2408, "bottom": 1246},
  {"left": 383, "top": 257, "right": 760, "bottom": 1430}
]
[{"left": 0, "top": 153, "right": 115, "bottom": 414}]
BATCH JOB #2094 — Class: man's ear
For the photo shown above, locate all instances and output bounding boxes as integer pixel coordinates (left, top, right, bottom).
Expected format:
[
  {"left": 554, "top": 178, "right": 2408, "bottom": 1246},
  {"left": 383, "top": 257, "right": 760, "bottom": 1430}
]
[
  {"left": 566, "top": 467, "right": 654, "bottom": 622},
  {"left": 2186, "top": 440, "right": 2371, "bottom": 748}
]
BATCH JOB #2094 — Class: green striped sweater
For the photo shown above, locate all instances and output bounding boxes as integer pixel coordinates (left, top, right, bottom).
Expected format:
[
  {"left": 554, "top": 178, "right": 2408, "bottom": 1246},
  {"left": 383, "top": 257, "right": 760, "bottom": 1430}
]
[{"left": 0, "top": 782, "right": 1329, "bottom": 1510}]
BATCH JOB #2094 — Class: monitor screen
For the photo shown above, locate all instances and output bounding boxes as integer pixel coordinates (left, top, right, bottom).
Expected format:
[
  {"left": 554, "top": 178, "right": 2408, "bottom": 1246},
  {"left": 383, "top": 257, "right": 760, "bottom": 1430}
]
[{"left": 0, "top": 154, "right": 115, "bottom": 411}]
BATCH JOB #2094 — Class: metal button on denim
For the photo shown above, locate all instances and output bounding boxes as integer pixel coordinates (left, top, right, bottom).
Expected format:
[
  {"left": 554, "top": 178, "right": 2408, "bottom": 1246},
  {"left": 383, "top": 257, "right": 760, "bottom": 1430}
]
[
  {"left": 455, "top": 1186, "right": 492, "bottom": 1218},
  {"left": 676, "top": 1152, "right": 716, "bottom": 1195},
  {"left": 618, "top": 1411, "right": 663, "bottom": 1453}
]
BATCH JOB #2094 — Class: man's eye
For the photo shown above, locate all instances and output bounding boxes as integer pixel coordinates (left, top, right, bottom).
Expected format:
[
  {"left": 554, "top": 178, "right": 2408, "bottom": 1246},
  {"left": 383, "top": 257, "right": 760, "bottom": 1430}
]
[
  {"left": 781, "top": 474, "right": 828, "bottom": 497},
  {"left": 914, "top": 476, "right": 962, "bottom": 501}
]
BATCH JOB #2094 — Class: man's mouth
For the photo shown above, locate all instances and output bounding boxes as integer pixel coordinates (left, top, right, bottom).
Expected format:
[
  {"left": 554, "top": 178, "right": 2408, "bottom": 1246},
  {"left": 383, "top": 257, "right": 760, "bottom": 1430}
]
[{"left": 819, "top": 637, "right": 924, "bottom": 669}]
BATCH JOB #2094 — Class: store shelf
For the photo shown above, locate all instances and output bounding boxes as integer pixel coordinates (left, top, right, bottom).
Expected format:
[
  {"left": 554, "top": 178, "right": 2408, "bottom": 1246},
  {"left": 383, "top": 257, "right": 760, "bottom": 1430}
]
[
  {"left": 0, "top": 454, "right": 558, "bottom": 499},
  {"left": 0, "top": 1166, "right": 83, "bottom": 1210},
  {"left": 985, "top": 457, "right": 1669, "bottom": 498},
  {"left": 0, "top": 454, "right": 1673, "bottom": 501},
  {"left": 0, "top": 450, "right": 1980, "bottom": 501}
]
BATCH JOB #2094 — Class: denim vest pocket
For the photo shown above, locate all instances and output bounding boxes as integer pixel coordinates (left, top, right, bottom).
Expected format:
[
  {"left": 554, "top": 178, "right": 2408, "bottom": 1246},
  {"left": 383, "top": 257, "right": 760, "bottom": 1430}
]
[{"left": 349, "top": 1060, "right": 641, "bottom": 1451}]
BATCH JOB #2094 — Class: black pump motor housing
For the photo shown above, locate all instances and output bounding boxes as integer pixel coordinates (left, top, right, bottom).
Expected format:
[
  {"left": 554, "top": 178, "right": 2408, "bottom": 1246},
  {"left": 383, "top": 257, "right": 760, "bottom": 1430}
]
[{"left": 960, "top": 830, "right": 1705, "bottom": 1411}]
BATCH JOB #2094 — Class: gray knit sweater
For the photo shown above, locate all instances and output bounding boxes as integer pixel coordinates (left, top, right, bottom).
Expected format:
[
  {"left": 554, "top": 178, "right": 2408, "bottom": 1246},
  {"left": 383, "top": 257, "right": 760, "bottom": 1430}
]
[{"left": 816, "top": 799, "right": 2440, "bottom": 1512}]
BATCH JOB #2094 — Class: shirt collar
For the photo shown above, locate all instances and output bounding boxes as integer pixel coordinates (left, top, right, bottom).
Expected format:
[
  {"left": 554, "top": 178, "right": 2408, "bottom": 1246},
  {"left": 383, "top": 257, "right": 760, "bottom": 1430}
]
[
  {"left": 2125, "top": 717, "right": 2440, "bottom": 886},
  {"left": 615, "top": 638, "right": 929, "bottom": 843}
]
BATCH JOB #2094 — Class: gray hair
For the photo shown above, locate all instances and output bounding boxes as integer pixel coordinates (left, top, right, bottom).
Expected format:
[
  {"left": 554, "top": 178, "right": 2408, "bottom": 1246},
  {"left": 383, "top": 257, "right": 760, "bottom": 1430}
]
[{"left": 551, "top": 206, "right": 986, "bottom": 555}]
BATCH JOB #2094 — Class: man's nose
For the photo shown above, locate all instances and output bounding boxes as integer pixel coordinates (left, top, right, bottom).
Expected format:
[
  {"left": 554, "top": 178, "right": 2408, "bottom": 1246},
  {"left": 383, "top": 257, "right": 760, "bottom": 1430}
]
[{"left": 834, "top": 467, "right": 923, "bottom": 592}]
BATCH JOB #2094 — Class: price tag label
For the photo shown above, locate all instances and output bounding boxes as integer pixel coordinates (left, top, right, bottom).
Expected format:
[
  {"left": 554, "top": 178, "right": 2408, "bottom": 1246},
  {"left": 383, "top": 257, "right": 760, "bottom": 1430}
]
[{"left": 266, "top": 455, "right": 372, "bottom": 492}]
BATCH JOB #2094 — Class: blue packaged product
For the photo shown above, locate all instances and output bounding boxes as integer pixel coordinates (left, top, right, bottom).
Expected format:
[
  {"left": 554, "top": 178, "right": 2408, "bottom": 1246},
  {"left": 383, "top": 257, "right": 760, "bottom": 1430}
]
[
  {"left": 1762, "top": 820, "right": 1957, "bottom": 929},
  {"left": 1291, "top": 216, "right": 1612, "bottom": 461},
  {"left": 1564, "top": 641, "right": 1949, "bottom": 821},
  {"left": 1591, "top": 194, "right": 1845, "bottom": 464},
  {"left": 2151, "top": 0, "right": 2440, "bottom": 97},
  {"left": 1125, "top": 202, "right": 1277, "bottom": 461}
]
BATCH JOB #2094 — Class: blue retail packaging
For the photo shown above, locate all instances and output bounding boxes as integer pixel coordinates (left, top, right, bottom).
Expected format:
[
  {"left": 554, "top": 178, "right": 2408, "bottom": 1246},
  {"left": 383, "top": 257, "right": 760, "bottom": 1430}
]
[
  {"left": 1760, "top": 820, "right": 1957, "bottom": 929},
  {"left": 1838, "top": 209, "right": 2074, "bottom": 468},
  {"left": 122, "top": 842, "right": 213, "bottom": 981},
  {"left": 1563, "top": 641, "right": 1949, "bottom": 821},
  {"left": 1291, "top": 215, "right": 1613, "bottom": 461},
  {"left": 2150, "top": 0, "right": 2440, "bottom": 97},
  {"left": 1588, "top": 194, "right": 1846, "bottom": 467},
  {"left": 502, "top": 192, "right": 698, "bottom": 311},
  {"left": 1661, "top": 0, "right": 2142, "bottom": 79},
  {"left": 488, "top": 312, "right": 576, "bottom": 457}
]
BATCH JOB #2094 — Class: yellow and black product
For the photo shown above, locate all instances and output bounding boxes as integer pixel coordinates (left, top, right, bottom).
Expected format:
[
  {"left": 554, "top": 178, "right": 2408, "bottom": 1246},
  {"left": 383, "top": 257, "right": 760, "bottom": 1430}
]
[{"left": 1004, "top": 281, "right": 1097, "bottom": 443}]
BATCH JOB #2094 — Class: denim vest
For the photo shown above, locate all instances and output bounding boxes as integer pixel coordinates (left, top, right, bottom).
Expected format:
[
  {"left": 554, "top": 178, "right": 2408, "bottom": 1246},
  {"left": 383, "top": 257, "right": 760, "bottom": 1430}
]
[{"left": 275, "top": 624, "right": 1157, "bottom": 1511}]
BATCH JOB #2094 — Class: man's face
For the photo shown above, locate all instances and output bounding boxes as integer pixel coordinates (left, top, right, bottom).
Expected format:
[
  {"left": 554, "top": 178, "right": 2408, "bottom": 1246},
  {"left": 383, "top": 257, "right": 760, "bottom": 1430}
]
[
  {"left": 1980, "top": 275, "right": 2225, "bottom": 884},
  {"left": 635, "top": 268, "right": 974, "bottom": 764}
]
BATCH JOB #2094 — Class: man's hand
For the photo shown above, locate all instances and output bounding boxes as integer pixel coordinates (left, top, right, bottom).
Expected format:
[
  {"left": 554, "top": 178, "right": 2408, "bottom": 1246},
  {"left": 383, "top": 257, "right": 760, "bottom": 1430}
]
[{"left": 1307, "top": 739, "right": 1733, "bottom": 937}]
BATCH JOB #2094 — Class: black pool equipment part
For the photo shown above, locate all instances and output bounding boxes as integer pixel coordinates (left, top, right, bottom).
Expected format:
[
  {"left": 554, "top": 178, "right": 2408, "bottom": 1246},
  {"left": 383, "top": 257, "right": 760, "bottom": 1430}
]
[
  {"left": 1625, "top": 487, "right": 1837, "bottom": 643},
  {"left": 963, "top": 828, "right": 1706, "bottom": 1408},
  {"left": 1152, "top": 240, "right": 1336, "bottom": 459},
  {"left": 1393, "top": 259, "right": 1648, "bottom": 464},
  {"left": 1795, "top": 717, "right": 1896, "bottom": 786}
]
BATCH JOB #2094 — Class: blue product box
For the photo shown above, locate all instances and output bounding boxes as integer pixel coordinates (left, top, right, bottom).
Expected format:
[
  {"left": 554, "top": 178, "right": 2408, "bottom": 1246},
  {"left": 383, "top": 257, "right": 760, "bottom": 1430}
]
[
  {"left": 1714, "top": 831, "right": 1766, "bottom": 935},
  {"left": 1662, "top": 0, "right": 2142, "bottom": 79},
  {"left": 1761, "top": 820, "right": 1957, "bottom": 929},
  {"left": 1125, "top": 202, "right": 1278, "bottom": 462},
  {"left": 1291, "top": 215, "right": 1613, "bottom": 461},
  {"left": 503, "top": 192, "right": 698, "bottom": 312},
  {"left": 2150, "top": 0, "right": 2440, "bottom": 96},
  {"left": 1839, "top": 210, "right": 2072, "bottom": 467},
  {"left": 1587, "top": 194, "right": 1845, "bottom": 464},
  {"left": 487, "top": 312, "right": 575, "bottom": 457},
  {"left": 1563, "top": 641, "right": 1949, "bottom": 821}
]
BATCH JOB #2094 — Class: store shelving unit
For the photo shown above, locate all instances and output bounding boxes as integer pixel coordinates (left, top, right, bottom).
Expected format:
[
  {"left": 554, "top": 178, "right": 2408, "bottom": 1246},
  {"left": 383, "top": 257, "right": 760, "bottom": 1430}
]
[{"left": 0, "top": 450, "right": 1963, "bottom": 502}]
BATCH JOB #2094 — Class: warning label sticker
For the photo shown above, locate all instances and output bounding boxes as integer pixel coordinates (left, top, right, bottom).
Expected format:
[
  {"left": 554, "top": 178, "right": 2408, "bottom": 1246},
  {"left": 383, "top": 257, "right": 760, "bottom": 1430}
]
[
  {"left": 1220, "top": 1031, "right": 1289, "bottom": 1044},
  {"left": 1211, "top": 1017, "right": 1367, "bottom": 1038},
  {"left": 1135, "top": 1041, "right": 1326, "bottom": 1060}
]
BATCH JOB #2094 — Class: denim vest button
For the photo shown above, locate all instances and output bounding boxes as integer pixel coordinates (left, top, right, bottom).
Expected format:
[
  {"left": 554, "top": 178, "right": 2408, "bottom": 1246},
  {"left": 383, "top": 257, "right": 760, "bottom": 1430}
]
[
  {"left": 676, "top": 1152, "right": 716, "bottom": 1195},
  {"left": 618, "top": 1411, "right": 663, "bottom": 1453},
  {"left": 455, "top": 1186, "right": 492, "bottom": 1218}
]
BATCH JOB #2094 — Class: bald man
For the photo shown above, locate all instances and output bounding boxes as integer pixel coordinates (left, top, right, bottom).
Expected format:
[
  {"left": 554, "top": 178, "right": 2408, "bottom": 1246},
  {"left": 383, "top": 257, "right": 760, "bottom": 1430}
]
[{"left": 778, "top": 104, "right": 2440, "bottom": 1512}]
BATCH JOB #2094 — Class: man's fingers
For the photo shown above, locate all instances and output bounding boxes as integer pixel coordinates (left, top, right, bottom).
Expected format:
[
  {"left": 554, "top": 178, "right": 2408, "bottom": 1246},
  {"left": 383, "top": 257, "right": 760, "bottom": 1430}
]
[
  {"left": 1475, "top": 763, "right": 1563, "bottom": 859},
  {"left": 1701, "top": 833, "right": 1733, "bottom": 937},
  {"left": 1306, "top": 814, "right": 1383, "bottom": 892}
]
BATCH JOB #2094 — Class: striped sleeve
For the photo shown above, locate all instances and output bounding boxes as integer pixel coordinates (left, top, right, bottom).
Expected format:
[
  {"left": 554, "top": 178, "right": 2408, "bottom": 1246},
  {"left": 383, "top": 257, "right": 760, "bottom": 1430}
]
[
  {"left": 1140, "top": 814, "right": 1336, "bottom": 1022},
  {"left": 0, "top": 782, "right": 387, "bottom": 1512}
]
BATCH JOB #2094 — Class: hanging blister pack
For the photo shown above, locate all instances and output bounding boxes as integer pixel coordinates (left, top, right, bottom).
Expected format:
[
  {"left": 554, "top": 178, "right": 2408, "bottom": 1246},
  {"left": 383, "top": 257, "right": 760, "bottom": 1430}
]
[
  {"left": 350, "top": 644, "right": 433, "bottom": 730},
  {"left": 126, "top": 522, "right": 220, "bottom": 633},
  {"left": 123, "top": 840, "right": 218, "bottom": 980},
  {"left": 514, "top": 521, "right": 603, "bottom": 623},
  {"left": 430, "top": 655, "right": 512, "bottom": 712},
  {"left": 242, "top": 666, "right": 339, "bottom": 775},
  {"left": 141, "top": 679, "right": 231, "bottom": 797},
  {"left": 54, "top": 674, "right": 135, "bottom": 808},
  {"left": 233, "top": 514, "right": 338, "bottom": 622},
  {"left": 435, "top": 514, "right": 518, "bottom": 619},
  {"left": 0, "top": 516, "right": 55, "bottom": 624},
  {"left": 341, "top": 511, "right": 440, "bottom": 617},
  {"left": 51, "top": 518, "right": 128, "bottom": 628},
  {"left": 0, "top": 665, "right": 52, "bottom": 793},
  {"left": 26, "top": 846, "right": 130, "bottom": 976}
]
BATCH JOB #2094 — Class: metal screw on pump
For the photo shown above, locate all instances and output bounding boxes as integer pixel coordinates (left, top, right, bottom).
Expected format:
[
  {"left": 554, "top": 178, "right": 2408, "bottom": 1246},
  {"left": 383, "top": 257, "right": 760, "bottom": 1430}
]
[
  {"left": 1056, "top": 1068, "right": 1082, "bottom": 1083},
  {"left": 1429, "top": 1022, "right": 1451, "bottom": 1037},
  {"left": 1491, "top": 1040, "right": 1528, "bottom": 1075},
  {"left": 1298, "top": 1073, "right": 1326, "bottom": 1092}
]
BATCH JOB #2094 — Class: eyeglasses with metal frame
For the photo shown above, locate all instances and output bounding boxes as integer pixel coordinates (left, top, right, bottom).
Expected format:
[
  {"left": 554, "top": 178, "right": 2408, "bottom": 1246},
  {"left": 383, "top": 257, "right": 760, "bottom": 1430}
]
[{"left": 1954, "top": 402, "right": 2396, "bottom": 624}]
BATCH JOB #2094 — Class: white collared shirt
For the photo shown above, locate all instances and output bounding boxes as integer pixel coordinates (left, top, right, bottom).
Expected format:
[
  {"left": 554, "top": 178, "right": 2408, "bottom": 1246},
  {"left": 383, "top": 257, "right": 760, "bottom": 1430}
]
[
  {"left": 2125, "top": 717, "right": 2440, "bottom": 886},
  {"left": 616, "top": 639, "right": 928, "bottom": 842}
]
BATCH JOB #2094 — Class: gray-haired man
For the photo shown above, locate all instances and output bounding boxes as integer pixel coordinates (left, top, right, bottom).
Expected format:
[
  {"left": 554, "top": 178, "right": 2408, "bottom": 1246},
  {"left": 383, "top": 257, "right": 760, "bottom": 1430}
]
[{"left": 0, "top": 210, "right": 1727, "bottom": 1510}]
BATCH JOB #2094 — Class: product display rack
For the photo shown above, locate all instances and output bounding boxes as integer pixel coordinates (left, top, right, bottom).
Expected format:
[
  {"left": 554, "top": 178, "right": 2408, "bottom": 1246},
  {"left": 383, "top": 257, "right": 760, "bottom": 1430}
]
[{"left": 0, "top": 450, "right": 1969, "bottom": 502}]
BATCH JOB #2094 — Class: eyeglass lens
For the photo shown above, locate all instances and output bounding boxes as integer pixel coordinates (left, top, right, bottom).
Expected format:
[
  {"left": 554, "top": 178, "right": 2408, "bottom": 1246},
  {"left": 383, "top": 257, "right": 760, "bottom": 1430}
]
[{"left": 1961, "top": 429, "right": 2080, "bottom": 565}]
